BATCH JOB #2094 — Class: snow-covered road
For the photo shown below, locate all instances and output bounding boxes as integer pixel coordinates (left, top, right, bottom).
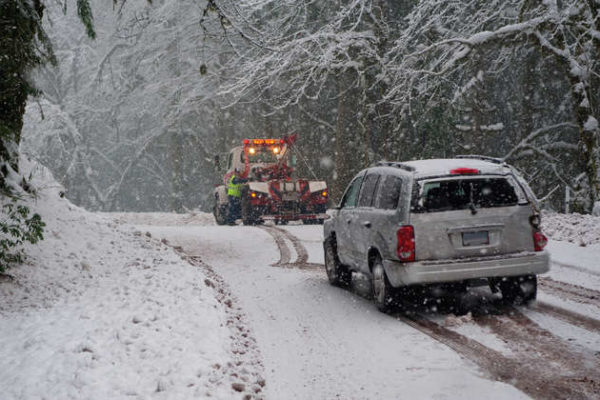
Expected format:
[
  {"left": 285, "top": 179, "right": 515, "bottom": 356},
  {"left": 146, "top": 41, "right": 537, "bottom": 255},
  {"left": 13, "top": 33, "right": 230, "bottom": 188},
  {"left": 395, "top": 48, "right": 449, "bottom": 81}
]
[
  {"left": 3, "top": 199, "right": 600, "bottom": 399},
  {"left": 131, "top": 213, "right": 600, "bottom": 400},
  {"left": 136, "top": 219, "right": 546, "bottom": 400}
]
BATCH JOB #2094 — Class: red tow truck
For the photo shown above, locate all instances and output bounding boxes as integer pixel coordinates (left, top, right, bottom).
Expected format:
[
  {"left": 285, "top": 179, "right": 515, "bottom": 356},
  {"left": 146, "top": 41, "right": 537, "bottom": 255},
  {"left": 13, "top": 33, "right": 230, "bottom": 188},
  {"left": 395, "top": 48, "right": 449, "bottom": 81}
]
[{"left": 213, "top": 135, "right": 328, "bottom": 225}]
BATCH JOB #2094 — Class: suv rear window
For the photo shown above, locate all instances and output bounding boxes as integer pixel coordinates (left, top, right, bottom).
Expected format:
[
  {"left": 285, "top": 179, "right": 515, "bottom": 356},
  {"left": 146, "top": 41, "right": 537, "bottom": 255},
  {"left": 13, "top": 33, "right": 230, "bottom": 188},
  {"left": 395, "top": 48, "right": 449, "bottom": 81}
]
[{"left": 412, "top": 176, "right": 524, "bottom": 213}]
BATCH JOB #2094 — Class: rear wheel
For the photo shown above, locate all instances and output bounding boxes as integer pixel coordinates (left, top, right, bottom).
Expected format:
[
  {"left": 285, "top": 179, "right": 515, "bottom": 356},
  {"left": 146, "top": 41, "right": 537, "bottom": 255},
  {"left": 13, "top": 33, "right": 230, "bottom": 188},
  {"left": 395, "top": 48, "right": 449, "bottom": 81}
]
[
  {"left": 372, "top": 259, "right": 397, "bottom": 313},
  {"left": 241, "top": 195, "right": 258, "bottom": 225},
  {"left": 324, "top": 237, "right": 351, "bottom": 287},
  {"left": 499, "top": 275, "right": 537, "bottom": 305},
  {"left": 213, "top": 196, "right": 227, "bottom": 225}
]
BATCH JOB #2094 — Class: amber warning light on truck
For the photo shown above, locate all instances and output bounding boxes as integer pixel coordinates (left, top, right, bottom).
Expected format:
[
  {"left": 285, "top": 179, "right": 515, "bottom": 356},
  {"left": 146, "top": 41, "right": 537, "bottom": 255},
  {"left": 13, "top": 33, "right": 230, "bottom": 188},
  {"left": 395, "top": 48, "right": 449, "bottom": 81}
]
[{"left": 243, "top": 139, "right": 286, "bottom": 145}]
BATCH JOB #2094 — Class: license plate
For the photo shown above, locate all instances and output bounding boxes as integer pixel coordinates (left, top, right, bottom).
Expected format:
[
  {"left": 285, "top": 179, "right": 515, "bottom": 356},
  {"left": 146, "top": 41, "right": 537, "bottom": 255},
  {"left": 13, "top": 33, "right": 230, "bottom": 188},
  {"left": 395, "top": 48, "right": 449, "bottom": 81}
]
[{"left": 462, "top": 231, "right": 489, "bottom": 246}]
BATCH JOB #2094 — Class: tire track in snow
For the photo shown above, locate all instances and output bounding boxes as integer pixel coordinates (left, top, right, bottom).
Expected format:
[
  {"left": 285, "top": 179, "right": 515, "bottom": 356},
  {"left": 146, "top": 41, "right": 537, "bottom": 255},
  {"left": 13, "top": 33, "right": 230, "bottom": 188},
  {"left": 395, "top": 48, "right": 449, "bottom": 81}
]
[
  {"left": 259, "top": 226, "right": 322, "bottom": 270},
  {"left": 396, "top": 314, "right": 535, "bottom": 396},
  {"left": 259, "top": 226, "right": 292, "bottom": 266},
  {"left": 397, "top": 310, "right": 600, "bottom": 400},
  {"left": 269, "top": 226, "right": 309, "bottom": 265},
  {"left": 532, "top": 301, "right": 600, "bottom": 334},
  {"left": 539, "top": 277, "right": 600, "bottom": 307},
  {"left": 475, "top": 309, "right": 600, "bottom": 398}
]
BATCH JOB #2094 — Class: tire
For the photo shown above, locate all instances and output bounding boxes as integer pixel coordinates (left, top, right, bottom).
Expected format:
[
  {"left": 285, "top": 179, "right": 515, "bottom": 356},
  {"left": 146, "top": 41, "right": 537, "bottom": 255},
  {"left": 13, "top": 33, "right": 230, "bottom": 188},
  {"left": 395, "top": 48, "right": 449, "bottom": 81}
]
[
  {"left": 324, "top": 237, "right": 351, "bottom": 287},
  {"left": 372, "top": 258, "right": 397, "bottom": 313},
  {"left": 499, "top": 275, "right": 537, "bottom": 305},
  {"left": 213, "top": 197, "right": 227, "bottom": 226},
  {"left": 241, "top": 195, "right": 258, "bottom": 225}
]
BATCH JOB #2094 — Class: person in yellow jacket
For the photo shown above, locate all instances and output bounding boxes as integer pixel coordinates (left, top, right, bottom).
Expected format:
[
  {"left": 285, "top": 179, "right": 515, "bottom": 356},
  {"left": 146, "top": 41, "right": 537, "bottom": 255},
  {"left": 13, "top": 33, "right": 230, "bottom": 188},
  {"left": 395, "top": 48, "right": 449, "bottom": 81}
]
[{"left": 227, "top": 169, "right": 247, "bottom": 225}]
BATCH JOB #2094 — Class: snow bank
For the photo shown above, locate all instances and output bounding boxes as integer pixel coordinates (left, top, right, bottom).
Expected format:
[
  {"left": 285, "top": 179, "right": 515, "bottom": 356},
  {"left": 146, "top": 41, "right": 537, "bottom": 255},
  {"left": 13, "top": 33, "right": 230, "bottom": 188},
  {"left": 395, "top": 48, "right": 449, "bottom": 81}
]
[
  {"left": 542, "top": 211, "right": 600, "bottom": 246},
  {"left": 0, "top": 158, "right": 260, "bottom": 399}
]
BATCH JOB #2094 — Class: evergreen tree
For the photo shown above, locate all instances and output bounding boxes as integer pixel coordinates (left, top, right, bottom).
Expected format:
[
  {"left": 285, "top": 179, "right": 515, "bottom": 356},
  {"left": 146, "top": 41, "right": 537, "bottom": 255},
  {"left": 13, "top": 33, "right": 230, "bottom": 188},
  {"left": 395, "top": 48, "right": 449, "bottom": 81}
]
[{"left": 0, "top": 0, "right": 97, "bottom": 192}]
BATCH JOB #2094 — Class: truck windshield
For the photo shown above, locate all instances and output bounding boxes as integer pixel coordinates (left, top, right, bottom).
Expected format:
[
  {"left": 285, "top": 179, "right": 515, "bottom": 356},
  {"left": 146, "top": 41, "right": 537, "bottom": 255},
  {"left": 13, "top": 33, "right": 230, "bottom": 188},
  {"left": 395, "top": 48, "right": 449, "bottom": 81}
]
[
  {"left": 412, "top": 176, "right": 526, "bottom": 213},
  {"left": 243, "top": 147, "right": 281, "bottom": 164}
]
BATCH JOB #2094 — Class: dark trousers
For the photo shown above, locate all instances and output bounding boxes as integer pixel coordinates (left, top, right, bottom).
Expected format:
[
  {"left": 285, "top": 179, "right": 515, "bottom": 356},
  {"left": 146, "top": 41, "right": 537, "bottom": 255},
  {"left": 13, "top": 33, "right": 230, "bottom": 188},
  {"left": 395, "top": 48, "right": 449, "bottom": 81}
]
[{"left": 228, "top": 196, "right": 241, "bottom": 224}]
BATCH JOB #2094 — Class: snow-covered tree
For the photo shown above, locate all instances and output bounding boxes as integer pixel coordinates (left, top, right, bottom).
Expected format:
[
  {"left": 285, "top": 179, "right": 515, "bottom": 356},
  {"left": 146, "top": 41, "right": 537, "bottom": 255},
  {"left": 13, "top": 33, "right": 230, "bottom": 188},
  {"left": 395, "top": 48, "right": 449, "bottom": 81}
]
[
  {"left": 202, "top": 0, "right": 401, "bottom": 199},
  {"left": 23, "top": 0, "right": 225, "bottom": 211},
  {"left": 381, "top": 0, "right": 599, "bottom": 211}
]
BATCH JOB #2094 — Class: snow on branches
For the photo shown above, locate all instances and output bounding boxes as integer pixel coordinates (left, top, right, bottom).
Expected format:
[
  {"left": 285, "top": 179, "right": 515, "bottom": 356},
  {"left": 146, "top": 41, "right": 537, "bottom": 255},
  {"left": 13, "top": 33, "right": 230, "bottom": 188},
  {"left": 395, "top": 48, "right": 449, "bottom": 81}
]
[
  {"left": 379, "top": 0, "right": 599, "bottom": 211},
  {"left": 207, "top": 0, "right": 387, "bottom": 110}
]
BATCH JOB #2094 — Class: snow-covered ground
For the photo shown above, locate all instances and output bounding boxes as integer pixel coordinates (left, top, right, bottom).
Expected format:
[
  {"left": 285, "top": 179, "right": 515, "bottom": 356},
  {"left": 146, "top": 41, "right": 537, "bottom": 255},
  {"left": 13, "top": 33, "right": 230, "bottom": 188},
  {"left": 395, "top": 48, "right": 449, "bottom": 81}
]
[
  {"left": 0, "top": 162, "right": 263, "bottom": 400},
  {"left": 2, "top": 164, "right": 599, "bottom": 399}
]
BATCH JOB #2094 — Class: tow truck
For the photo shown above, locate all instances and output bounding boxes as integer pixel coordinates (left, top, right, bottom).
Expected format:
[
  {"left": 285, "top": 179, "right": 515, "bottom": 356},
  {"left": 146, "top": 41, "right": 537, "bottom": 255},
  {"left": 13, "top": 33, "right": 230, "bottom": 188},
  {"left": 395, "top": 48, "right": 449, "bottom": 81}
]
[{"left": 213, "top": 135, "right": 328, "bottom": 225}]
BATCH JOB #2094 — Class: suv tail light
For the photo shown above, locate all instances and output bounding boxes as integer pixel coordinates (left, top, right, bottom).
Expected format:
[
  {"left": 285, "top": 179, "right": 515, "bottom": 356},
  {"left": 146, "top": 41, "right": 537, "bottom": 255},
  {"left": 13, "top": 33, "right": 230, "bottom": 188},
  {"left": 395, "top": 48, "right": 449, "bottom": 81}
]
[
  {"left": 397, "top": 225, "right": 415, "bottom": 262},
  {"left": 450, "top": 168, "right": 479, "bottom": 175},
  {"left": 533, "top": 231, "right": 548, "bottom": 251}
]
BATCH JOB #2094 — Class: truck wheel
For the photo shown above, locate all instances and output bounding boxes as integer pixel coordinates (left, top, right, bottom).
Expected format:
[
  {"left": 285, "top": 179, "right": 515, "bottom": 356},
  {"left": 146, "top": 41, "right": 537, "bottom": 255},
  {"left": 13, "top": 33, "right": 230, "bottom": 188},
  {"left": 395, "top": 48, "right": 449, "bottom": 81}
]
[
  {"left": 499, "top": 275, "right": 537, "bottom": 305},
  {"left": 241, "top": 195, "right": 257, "bottom": 225},
  {"left": 324, "top": 236, "right": 351, "bottom": 287},
  {"left": 214, "top": 197, "right": 227, "bottom": 225},
  {"left": 372, "top": 258, "right": 397, "bottom": 313}
]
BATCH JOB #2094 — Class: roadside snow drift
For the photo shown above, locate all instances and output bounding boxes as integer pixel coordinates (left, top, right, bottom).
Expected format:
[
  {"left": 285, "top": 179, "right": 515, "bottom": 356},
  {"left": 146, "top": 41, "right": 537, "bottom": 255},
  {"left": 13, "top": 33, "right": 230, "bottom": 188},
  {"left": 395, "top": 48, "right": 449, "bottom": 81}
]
[{"left": 0, "top": 159, "right": 262, "bottom": 400}]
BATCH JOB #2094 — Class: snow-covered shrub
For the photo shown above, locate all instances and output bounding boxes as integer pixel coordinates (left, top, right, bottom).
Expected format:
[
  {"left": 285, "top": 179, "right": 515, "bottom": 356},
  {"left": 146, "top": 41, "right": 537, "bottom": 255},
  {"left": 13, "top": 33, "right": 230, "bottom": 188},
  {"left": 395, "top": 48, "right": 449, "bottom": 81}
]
[{"left": 0, "top": 201, "right": 45, "bottom": 273}]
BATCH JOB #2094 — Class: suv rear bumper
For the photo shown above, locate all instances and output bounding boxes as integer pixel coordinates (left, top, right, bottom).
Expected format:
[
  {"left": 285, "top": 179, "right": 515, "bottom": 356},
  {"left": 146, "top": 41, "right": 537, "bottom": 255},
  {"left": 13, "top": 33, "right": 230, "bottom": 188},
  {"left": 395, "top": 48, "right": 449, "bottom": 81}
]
[{"left": 383, "top": 251, "right": 550, "bottom": 287}]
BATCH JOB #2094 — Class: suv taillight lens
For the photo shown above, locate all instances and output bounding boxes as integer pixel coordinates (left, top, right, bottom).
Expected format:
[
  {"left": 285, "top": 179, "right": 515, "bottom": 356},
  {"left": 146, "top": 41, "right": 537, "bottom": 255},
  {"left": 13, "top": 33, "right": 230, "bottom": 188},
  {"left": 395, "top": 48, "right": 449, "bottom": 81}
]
[
  {"left": 450, "top": 168, "right": 479, "bottom": 175},
  {"left": 533, "top": 231, "right": 548, "bottom": 251},
  {"left": 397, "top": 225, "right": 415, "bottom": 262}
]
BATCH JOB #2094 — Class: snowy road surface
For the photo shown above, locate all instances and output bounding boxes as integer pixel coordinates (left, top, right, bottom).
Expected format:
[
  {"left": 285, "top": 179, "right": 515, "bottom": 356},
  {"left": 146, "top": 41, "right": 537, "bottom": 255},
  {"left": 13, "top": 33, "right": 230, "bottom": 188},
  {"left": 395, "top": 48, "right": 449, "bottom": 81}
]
[
  {"left": 134, "top": 214, "right": 600, "bottom": 400},
  {"left": 140, "top": 224, "right": 524, "bottom": 400},
  {"left": 2, "top": 197, "right": 600, "bottom": 399}
]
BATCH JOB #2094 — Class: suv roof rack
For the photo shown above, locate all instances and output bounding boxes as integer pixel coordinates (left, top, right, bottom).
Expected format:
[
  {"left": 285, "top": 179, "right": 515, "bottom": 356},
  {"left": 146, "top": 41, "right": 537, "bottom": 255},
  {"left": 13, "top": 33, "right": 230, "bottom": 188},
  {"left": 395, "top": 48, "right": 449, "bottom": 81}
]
[
  {"left": 455, "top": 155, "right": 506, "bottom": 165},
  {"left": 375, "top": 161, "right": 416, "bottom": 172}
]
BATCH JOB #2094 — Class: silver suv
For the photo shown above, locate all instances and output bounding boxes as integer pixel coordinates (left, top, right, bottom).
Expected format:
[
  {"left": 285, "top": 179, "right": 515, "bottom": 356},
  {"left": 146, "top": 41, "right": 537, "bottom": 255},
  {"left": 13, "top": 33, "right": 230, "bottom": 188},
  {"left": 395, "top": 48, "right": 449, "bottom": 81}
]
[{"left": 323, "top": 156, "right": 550, "bottom": 312}]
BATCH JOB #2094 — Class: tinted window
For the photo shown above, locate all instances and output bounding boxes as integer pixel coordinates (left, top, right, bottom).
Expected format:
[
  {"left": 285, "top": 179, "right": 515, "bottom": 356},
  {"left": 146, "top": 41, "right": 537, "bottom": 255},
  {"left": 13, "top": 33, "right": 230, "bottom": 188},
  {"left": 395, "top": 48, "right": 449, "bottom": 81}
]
[
  {"left": 416, "top": 178, "right": 519, "bottom": 212},
  {"left": 378, "top": 176, "right": 403, "bottom": 210},
  {"left": 358, "top": 174, "right": 380, "bottom": 207},
  {"left": 341, "top": 177, "right": 363, "bottom": 208}
]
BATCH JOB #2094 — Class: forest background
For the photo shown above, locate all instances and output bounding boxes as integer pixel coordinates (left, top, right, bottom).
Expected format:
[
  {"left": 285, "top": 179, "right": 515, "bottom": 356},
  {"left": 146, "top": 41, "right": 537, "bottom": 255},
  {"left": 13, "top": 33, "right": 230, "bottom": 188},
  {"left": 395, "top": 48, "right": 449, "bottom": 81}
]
[{"left": 5, "top": 0, "right": 600, "bottom": 214}]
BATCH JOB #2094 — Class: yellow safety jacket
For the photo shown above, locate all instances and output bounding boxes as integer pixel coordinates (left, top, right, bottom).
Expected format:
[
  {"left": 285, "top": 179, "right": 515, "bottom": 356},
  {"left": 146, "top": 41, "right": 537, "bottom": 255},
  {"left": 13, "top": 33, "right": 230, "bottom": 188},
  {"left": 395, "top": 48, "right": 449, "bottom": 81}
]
[{"left": 227, "top": 175, "right": 242, "bottom": 198}]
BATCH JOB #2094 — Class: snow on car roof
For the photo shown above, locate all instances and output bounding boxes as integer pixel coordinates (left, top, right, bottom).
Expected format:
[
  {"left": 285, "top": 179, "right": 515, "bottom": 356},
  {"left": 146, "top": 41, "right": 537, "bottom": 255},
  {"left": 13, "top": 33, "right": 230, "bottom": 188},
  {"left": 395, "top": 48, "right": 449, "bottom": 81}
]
[{"left": 401, "top": 158, "right": 510, "bottom": 178}]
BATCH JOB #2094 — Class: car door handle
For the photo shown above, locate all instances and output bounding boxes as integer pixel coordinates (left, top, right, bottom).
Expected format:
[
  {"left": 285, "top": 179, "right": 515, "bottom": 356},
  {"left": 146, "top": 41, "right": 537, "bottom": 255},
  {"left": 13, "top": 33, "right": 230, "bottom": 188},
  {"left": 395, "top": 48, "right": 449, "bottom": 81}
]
[{"left": 362, "top": 221, "right": 372, "bottom": 228}]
